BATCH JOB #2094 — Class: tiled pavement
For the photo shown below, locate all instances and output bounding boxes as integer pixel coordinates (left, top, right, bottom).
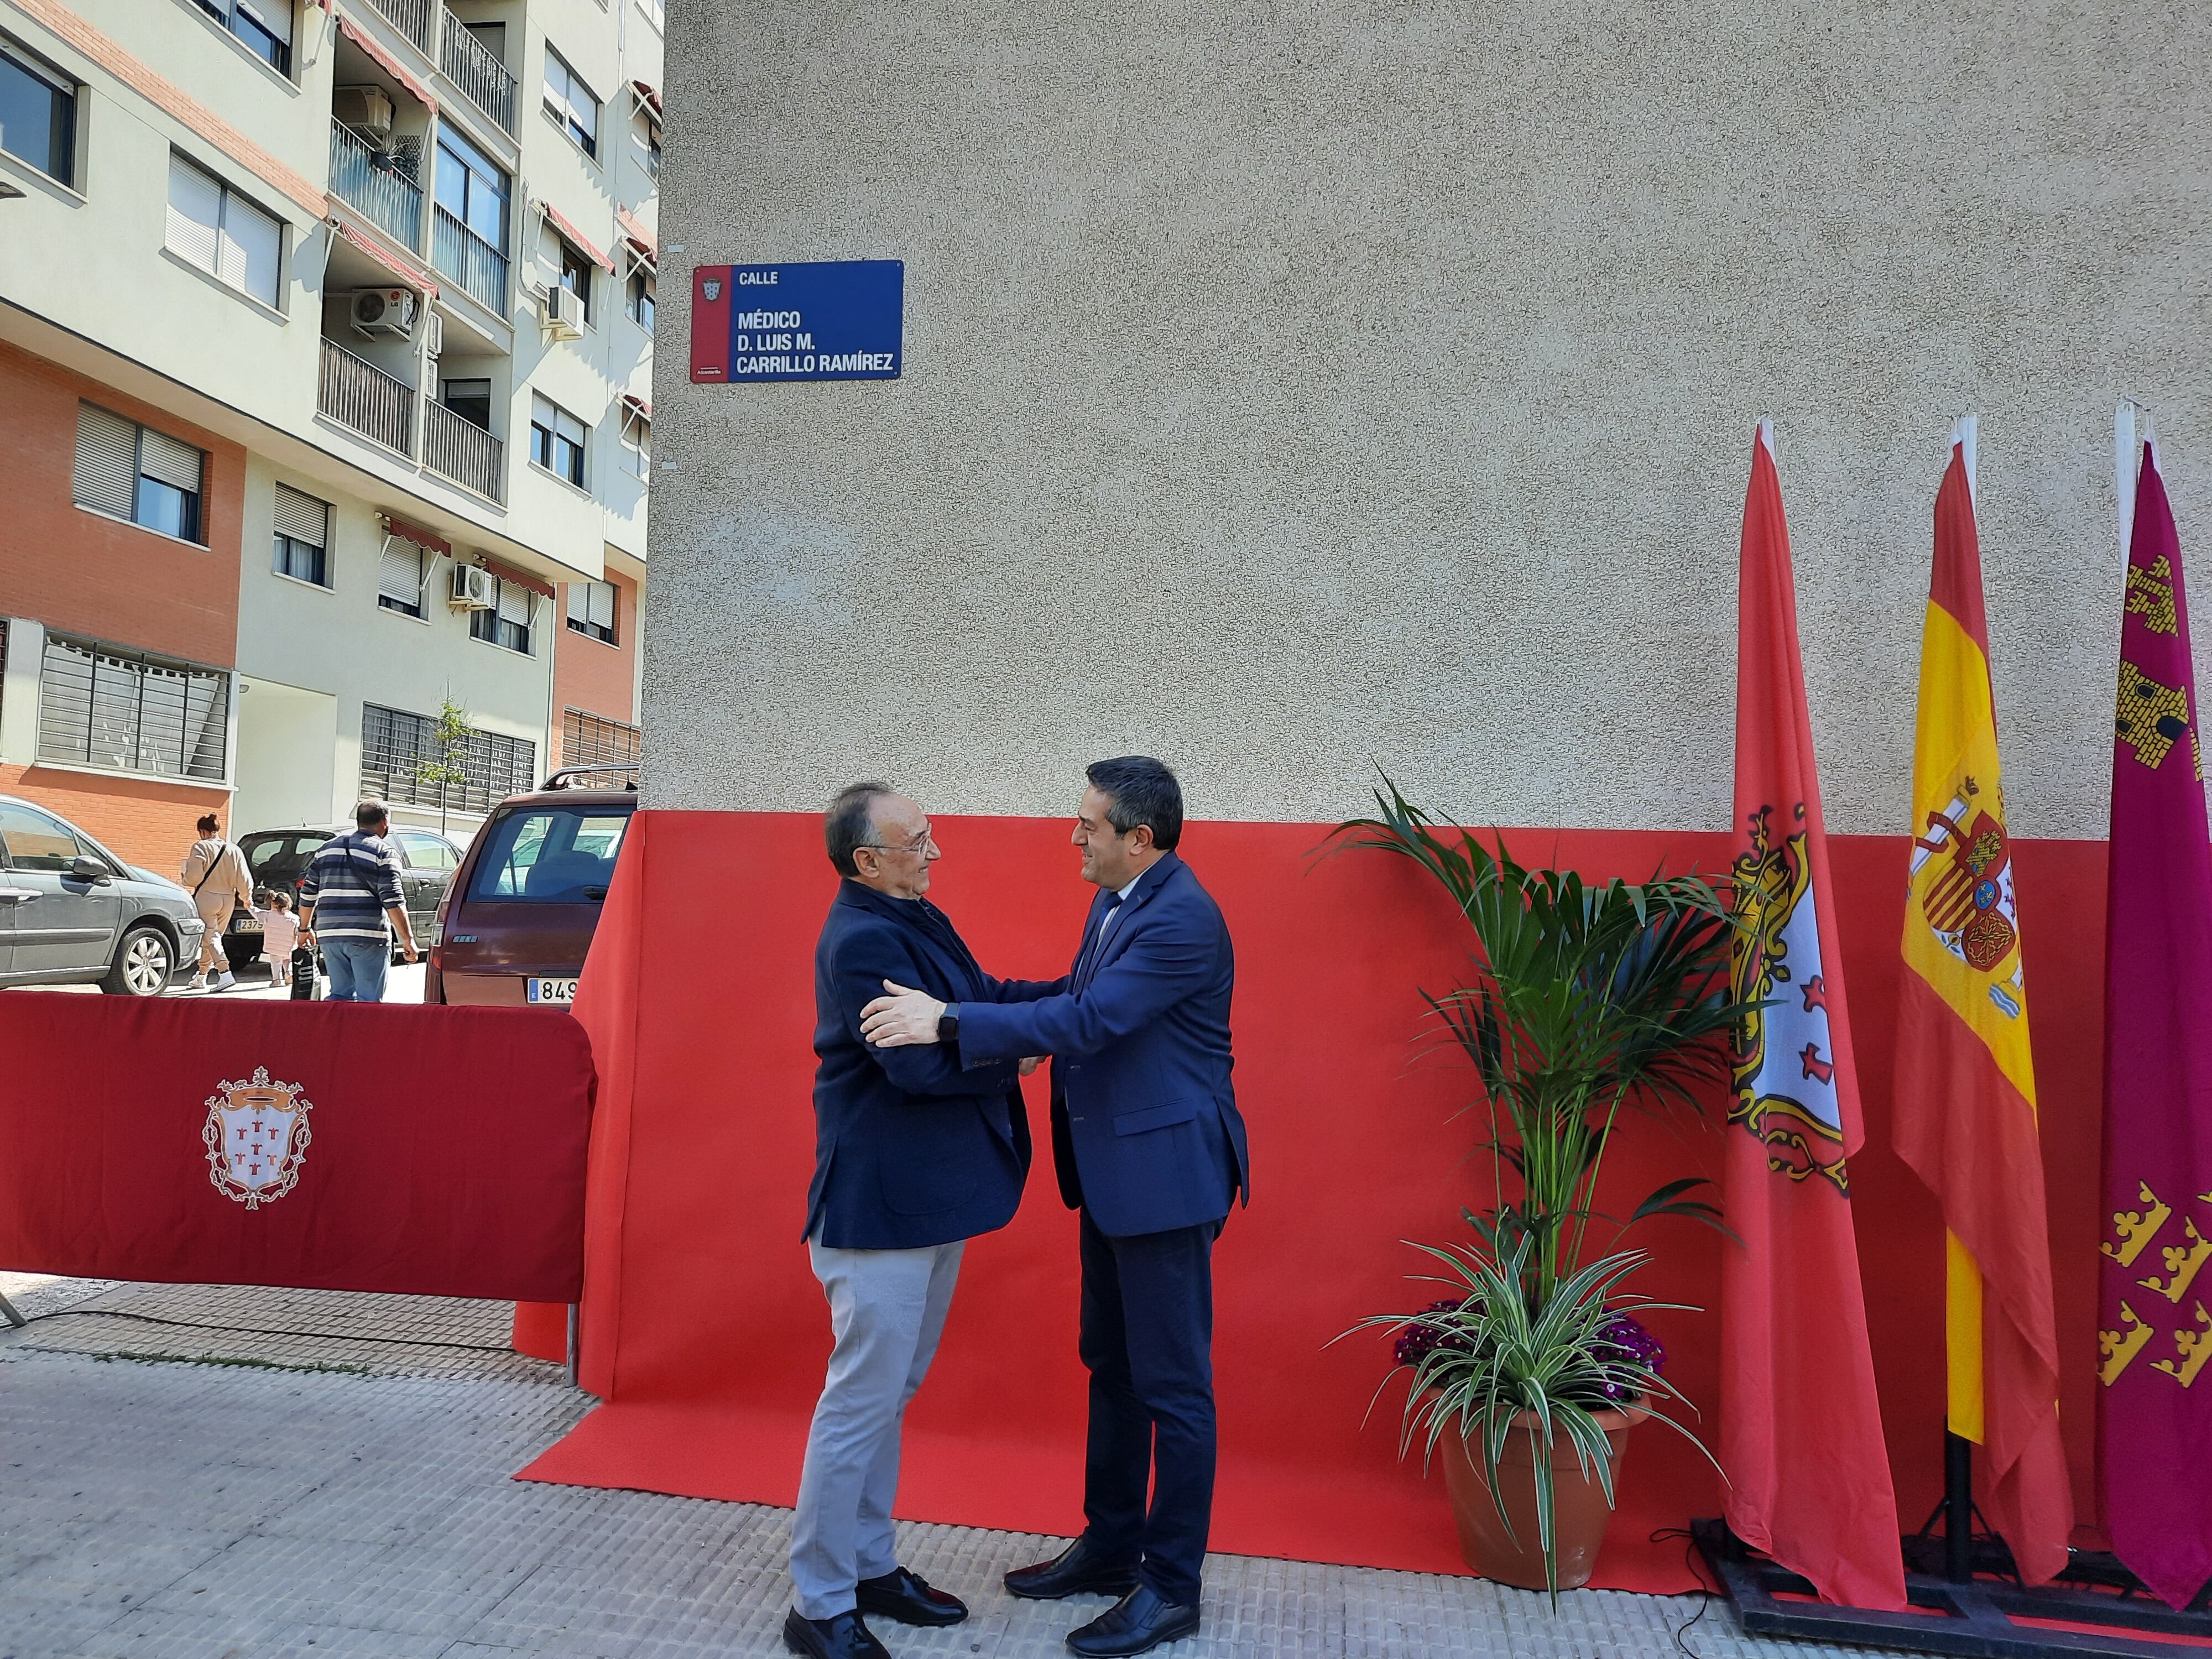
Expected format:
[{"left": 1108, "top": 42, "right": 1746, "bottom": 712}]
[{"left": 0, "top": 1276, "right": 1914, "bottom": 1659}]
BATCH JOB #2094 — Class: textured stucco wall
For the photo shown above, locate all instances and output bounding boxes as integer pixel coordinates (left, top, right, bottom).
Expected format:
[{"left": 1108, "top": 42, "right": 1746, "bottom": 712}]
[{"left": 643, "top": 1, "right": 2212, "bottom": 837}]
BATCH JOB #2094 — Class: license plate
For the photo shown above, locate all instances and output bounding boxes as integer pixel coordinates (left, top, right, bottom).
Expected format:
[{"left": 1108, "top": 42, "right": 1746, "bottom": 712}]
[
  {"left": 526, "top": 977, "right": 579, "bottom": 1005},
  {"left": 230, "top": 915, "right": 260, "bottom": 933}
]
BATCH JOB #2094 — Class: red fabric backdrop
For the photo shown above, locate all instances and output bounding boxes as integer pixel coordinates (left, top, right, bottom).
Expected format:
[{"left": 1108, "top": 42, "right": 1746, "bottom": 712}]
[
  {"left": 519, "top": 810, "right": 2110, "bottom": 1590},
  {"left": 0, "top": 996, "right": 594, "bottom": 1302}
]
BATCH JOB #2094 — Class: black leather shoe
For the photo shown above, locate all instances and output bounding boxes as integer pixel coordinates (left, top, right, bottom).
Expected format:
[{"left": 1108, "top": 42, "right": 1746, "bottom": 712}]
[
  {"left": 782, "top": 1608, "right": 890, "bottom": 1659},
  {"left": 1005, "top": 1536, "right": 1142, "bottom": 1601},
  {"left": 857, "top": 1564, "right": 968, "bottom": 1626},
  {"left": 1065, "top": 1583, "right": 1201, "bottom": 1656}
]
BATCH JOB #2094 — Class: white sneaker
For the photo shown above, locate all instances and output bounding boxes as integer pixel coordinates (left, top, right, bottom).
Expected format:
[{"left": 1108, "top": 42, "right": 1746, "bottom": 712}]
[{"left": 212, "top": 971, "right": 237, "bottom": 992}]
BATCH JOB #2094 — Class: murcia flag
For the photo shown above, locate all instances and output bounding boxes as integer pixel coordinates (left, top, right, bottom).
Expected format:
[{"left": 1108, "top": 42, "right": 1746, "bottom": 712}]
[
  {"left": 2099, "top": 431, "right": 2212, "bottom": 1609},
  {"left": 1723, "top": 421, "right": 1908, "bottom": 1610},
  {"left": 1892, "top": 421, "right": 2071, "bottom": 1584}
]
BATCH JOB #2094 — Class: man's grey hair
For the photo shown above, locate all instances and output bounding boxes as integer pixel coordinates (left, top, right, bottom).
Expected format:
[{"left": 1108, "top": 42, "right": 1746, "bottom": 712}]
[
  {"left": 826, "top": 782, "right": 895, "bottom": 878},
  {"left": 355, "top": 799, "right": 389, "bottom": 831}
]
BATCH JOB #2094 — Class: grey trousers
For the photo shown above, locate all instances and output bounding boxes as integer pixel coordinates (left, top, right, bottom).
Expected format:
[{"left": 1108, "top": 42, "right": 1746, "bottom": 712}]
[{"left": 789, "top": 1236, "right": 965, "bottom": 1621}]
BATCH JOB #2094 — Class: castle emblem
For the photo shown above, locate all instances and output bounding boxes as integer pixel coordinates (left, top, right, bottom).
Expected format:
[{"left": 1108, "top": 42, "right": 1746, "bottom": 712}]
[{"left": 202, "top": 1067, "right": 313, "bottom": 1209}]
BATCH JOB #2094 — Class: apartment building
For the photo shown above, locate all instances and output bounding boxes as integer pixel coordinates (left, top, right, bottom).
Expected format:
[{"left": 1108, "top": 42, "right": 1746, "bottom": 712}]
[{"left": 0, "top": 0, "right": 656, "bottom": 873}]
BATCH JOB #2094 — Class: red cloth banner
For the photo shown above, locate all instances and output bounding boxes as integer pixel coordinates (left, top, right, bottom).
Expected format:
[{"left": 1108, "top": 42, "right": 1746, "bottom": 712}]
[
  {"left": 0, "top": 995, "right": 593, "bottom": 1302},
  {"left": 2099, "top": 443, "right": 2212, "bottom": 1609},
  {"left": 519, "top": 809, "right": 2115, "bottom": 1590},
  {"left": 1723, "top": 426, "right": 1907, "bottom": 1609}
]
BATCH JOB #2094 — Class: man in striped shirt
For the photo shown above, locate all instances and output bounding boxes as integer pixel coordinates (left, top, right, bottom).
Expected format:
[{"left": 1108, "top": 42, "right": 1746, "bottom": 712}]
[{"left": 299, "top": 799, "right": 419, "bottom": 1003}]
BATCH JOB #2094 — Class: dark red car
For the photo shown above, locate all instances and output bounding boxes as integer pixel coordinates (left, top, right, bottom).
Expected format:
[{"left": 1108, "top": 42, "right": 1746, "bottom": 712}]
[{"left": 426, "top": 770, "right": 637, "bottom": 1009}]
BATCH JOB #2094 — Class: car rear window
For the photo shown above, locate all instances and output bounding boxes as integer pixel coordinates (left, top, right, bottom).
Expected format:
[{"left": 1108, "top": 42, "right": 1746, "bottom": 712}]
[
  {"left": 468, "top": 807, "right": 632, "bottom": 904},
  {"left": 244, "top": 834, "right": 329, "bottom": 891}
]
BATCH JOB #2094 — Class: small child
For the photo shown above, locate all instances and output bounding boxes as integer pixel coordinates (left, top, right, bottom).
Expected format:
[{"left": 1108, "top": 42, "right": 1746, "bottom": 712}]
[{"left": 255, "top": 891, "right": 300, "bottom": 987}]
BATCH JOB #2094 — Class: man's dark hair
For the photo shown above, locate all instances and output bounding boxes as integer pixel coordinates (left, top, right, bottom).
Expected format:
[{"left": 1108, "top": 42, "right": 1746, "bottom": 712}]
[
  {"left": 356, "top": 798, "right": 389, "bottom": 831},
  {"left": 826, "top": 782, "right": 894, "bottom": 877},
  {"left": 196, "top": 812, "right": 220, "bottom": 837},
  {"left": 1086, "top": 756, "right": 1182, "bottom": 851}
]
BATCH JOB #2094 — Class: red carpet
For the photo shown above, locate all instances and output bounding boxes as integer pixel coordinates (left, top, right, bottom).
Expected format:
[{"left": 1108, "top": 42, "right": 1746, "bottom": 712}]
[{"left": 518, "top": 811, "right": 2111, "bottom": 1592}]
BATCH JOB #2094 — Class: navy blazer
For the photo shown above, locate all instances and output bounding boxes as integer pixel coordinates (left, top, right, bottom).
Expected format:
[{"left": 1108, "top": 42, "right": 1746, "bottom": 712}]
[
  {"left": 807, "top": 881, "right": 1056, "bottom": 1249},
  {"left": 957, "top": 853, "right": 1249, "bottom": 1238}
]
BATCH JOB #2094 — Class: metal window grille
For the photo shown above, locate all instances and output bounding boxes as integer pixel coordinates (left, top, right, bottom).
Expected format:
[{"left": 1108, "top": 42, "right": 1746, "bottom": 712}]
[
  {"left": 562, "top": 707, "right": 639, "bottom": 776},
  {"left": 360, "top": 702, "right": 535, "bottom": 815},
  {"left": 36, "top": 633, "right": 229, "bottom": 781}
]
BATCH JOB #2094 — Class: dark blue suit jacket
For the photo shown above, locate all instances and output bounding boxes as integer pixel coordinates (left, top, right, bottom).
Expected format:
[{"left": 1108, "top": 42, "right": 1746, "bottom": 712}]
[
  {"left": 806, "top": 880, "right": 1057, "bottom": 1249},
  {"left": 957, "top": 853, "right": 1248, "bottom": 1238}
]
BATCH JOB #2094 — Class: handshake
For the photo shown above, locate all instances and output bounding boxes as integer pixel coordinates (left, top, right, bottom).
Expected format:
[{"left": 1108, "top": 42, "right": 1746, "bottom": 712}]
[{"left": 860, "top": 979, "right": 1044, "bottom": 1074}]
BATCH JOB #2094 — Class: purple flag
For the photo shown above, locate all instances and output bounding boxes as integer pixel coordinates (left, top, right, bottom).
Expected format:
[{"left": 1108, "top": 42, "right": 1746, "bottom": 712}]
[{"left": 2100, "top": 441, "right": 2212, "bottom": 1609}]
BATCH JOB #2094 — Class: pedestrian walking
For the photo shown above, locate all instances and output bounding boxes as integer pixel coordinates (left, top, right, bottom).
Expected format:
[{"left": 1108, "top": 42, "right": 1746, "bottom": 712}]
[
  {"left": 298, "top": 799, "right": 419, "bottom": 1003},
  {"left": 179, "top": 812, "right": 252, "bottom": 992},
  {"left": 255, "top": 891, "right": 301, "bottom": 988}
]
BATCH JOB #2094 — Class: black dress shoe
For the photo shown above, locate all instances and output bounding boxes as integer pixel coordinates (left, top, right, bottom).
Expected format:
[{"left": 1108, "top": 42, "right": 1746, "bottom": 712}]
[
  {"left": 782, "top": 1608, "right": 890, "bottom": 1659},
  {"left": 857, "top": 1564, "right": 968, "bottom": 1626},
  {"left": 1005, "top": 1536, "right": 1142, "bottom": 1600},
  {"left": 1065, "top": 1583, "right": 1201, "bottom": 1656}
]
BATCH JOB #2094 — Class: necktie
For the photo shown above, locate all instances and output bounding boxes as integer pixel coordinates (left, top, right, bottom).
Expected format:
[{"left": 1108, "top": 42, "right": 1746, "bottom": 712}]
[{"left": 1077, "top": 893, "right": 1125, "bottom": 989}]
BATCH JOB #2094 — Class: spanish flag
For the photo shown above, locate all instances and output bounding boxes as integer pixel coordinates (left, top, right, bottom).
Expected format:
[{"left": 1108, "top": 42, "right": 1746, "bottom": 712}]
[{"left": 1892, "top": 421, "right": 2072, "bottom": 1584}]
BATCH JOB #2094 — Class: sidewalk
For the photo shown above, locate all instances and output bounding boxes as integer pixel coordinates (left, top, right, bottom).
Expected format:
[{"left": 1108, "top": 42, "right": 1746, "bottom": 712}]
[{"left": 0, "top": 1275, "right": 1895, "bottom": 1659}]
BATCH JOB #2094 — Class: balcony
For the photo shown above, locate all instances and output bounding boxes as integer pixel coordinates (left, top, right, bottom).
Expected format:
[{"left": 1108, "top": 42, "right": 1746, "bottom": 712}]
[
  {"left": 422, "top": 399, "right": 504, "bottom": 502},
  {"left": 319, "top": 338, "right": 415, "bottom": 457},
  {"left": 432, "top": 206, "right": 509, "bottom": 313},
  {"left": 328, "top": 123, "right": 424, "bottom": 251},
  {"left": 441, "top": 11, "right": 517, "bottom": 135},
  {"left": 361, "top": 0, "right": 435, "bottom": 53}
]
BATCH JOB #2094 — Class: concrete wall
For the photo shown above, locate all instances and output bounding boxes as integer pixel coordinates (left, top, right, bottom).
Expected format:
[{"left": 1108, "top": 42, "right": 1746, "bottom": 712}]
[{"left": 643, "top": 0, "right": 2212, "bottom": 838}]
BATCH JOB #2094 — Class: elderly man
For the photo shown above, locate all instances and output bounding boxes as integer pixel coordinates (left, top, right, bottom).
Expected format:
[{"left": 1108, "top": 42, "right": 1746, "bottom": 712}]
[
  {"left": 786, "top": 783, "right": 1059, "bottom": 1659},
  {"left": 863, "top": 758, "right": 1248, "bottom": 1659}
]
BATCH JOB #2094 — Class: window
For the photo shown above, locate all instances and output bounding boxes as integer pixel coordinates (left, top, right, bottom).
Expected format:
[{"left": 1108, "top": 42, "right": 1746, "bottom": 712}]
[
  {"left": 562, "top": 707, "right": 639, "bottom": 774},
  {"left": 272, "top": 482, "right": 330, "bottom": 587},
  {"left": 469, "top": 805, "right": 631, "bottom": 901},
  {"left": 441, "top": 378, "right": 494, "bottom": 431},
  {"left": 166, "top": 152, "right": 281, "bottom": 307},
  {"left": 530, "top": 394, "right": 586, "bottom": 487},
  {"left": 627, "top": 269, "right": 654, "bottom": 332},
  {"left": 0, "top": 801, "right": 96, "bottom": 872},
  {"left": 541, "top": 225, "right": 592, "bottom": 322},
  {"left": 394, "top": 830, "right": 458, "bottom": 870},
  {"left": 0, "top": 38, "right": 75, "bottom": 186},
  {"left": 565, "top": 580, "right": 617, "bottom": 644},
  {"left": 644, "top": 126, "right": 661, "bottom": 179},
  {"left": 543, "top": 48, "right": 599, "bottom": 158},
  {"left": 620, "top": 410, "right": 650, "bottom": 481},
  {"left": 360, "top": 702, "right": 535, "bottom": 815},
  {"left": 74, "top": 403, "right": 207, "bottom": 544},
  {"left": 635, "top": 0, "right": 665, "bottom": 32},
  {"left": 37, "top": 632, "right": 230, "bottom": 781},
  {"left": 190, "top": 0, "right": 293, "bottom": 74},
  {"left": 435, "top": 125, "right": 508, "bottom": 249},
  {"left": 378, "top": 540, "right": 427, "bottom": 617},
  {"left": 470, "top": 574, "right": 536, "bottom": 654}
]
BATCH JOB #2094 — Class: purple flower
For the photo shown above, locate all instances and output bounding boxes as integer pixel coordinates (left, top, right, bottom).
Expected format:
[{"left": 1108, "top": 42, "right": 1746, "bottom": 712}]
[
  {"left": 1392, "top": 1300, "right": 1473, "bottom": 1368},
  {"left": 1592, "top": 1313, "right": 1664, "bottom": 1405}
]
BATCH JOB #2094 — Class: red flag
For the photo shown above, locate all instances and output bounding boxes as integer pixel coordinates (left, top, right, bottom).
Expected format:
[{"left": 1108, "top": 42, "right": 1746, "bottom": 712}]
[
  {"left": 1892, "top": 430, "right": 2072, "bottom": 1583},
  {"left": 1724, "top": 423, "right": 1908, "bottom": 1610},
  {"left": 2099, "top": 437, "right": 2212, "bottom": 1609}
]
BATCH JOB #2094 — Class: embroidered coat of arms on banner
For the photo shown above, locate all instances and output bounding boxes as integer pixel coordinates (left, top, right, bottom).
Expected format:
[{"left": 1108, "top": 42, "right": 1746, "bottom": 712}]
[{"left": 202, "top": 1067, "right": 313, "bottom": 1209}]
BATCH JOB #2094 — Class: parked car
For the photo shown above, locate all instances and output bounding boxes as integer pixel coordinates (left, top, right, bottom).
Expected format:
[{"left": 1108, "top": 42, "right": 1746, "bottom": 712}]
[
  {"left": 220, "top": 823, "right": 463, "bottom": 968},
  {"left": 427, "top": 769, "right": 638, "bottom": 1009},
  {"left": 0, "top": 794, "right": 206, "bottom": 995}
]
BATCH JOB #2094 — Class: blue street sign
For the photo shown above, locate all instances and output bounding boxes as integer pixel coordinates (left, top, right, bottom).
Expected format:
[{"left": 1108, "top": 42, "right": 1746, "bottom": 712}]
[{"left": 693, "top": 260, "right": 904, "bottom": 383}]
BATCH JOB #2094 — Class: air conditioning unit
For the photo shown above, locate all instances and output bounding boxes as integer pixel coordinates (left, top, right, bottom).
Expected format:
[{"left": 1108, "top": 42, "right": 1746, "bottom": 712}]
[
  {"left": 539, "top": 283, "right": 585, "bottom": 341},
  {"left": 351, "top": 288, "right": 417, "bottom": 336},
  {"left": 423, "top": 311, "right": 443, "bottom": 359},
  {"left": 332, "top": 85, "right": 395, "bottom": 143},
  {"left": 450, "top": 563, "right": 498, "bottom": 610}
]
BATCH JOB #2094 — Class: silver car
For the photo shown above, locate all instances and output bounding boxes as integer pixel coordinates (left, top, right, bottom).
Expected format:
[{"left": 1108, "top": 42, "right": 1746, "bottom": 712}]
[{"left": 0, "top": 794, "right": 206, "bottom": 995}]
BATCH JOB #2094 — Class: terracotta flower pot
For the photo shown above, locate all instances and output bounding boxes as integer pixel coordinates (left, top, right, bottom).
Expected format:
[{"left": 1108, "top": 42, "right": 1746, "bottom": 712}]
[{"left": 1436, "top": 1404, "right": 1646, "bottom": 1590}]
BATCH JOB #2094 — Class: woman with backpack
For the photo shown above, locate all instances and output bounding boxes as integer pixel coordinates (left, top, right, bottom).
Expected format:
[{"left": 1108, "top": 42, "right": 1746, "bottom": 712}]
[{"left": 179, "top": 812, "right": 253, "bottom": 992}]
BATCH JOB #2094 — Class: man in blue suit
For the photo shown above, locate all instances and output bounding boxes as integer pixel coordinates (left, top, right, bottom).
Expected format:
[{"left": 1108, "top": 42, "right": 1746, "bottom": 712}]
[
  {"left": 863, "top": 757, "right": 1248, "bottom": 1658},
  {"left": 787, "top": 783, "right": 1060, "bottom": 1659}
]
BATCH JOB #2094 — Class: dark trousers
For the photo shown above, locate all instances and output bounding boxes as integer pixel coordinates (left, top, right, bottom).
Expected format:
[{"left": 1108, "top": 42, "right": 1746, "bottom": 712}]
[{"left": 1077, "top": 1208, "right": 1216, "bottom": 1606}]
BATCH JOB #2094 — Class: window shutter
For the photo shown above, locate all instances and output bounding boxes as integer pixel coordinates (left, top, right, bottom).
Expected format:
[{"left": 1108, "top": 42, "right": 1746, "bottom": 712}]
[
  {"left": 379, "top": 542, "right": 423, "bottom": 604},
  {"left": 236, "top": 0, "right": 291, "bottom": 46},
  {"left": 589, "top": 580, "right": 615, "bottom": 630},
  {"left": 273, "top": 484, "right": 328, "bottom": 548},
  {"left": 138, "top": 429, "right": 203, "bottom": 493},
  {"left": 73, "top": 404, "right": 138, "bottom": 517},
  {"left": 497, "top": 580, "right": 531, "bottom": 627},
  {"left": 165, "top": 153, "right": 222, "bottom": 273},
  {"left": 218, "top": 192, "right": 282, "bottom": 306},
  {"left": 565, "top": 583, "right": 586, "bottom": 625}
]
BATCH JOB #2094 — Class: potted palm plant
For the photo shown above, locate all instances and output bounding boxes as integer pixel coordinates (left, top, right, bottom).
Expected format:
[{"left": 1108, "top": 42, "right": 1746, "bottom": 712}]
[{"left": 1328, "top": 777, "right": 1743, "bottom": 1600}]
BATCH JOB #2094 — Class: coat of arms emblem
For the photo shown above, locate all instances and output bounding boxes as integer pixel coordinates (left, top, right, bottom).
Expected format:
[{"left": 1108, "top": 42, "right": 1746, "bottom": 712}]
[
  {"left": 701, "top": 278, "right": 722, "bottom": 300},
  {"left": 202, "top": 1067, "right": 313, "bottom": 1208}
]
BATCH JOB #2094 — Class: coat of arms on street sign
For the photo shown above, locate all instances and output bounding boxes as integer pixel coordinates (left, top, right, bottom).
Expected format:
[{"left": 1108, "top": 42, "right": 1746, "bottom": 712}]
[
  {"left": 701, "top": 278, "right": 721, "bottom": 300},
  {"left": 202, "top": 1067, "right": 314, "bottom": 1208}
]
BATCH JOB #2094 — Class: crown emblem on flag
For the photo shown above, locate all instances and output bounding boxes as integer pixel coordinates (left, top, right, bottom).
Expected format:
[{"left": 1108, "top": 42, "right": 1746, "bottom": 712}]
[{"left": 202, "top": 1067, "right": 314, "bottom": 1209}]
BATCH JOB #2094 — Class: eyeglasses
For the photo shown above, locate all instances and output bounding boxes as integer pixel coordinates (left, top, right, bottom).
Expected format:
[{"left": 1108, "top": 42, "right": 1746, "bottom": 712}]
[{"left": 860, "top": 828, "right": 937, "bottom": 858}]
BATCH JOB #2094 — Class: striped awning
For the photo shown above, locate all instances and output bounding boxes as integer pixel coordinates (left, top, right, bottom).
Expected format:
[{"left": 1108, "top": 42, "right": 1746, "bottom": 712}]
[
  {"left": 332, "top": 218, "right": 440, "bottom": 299},
  {"left": 336, "top": 13, "right": 437, "bottom": 114},
  {"left": 537, "top": 200, "right": 614, "bottom": 274}
]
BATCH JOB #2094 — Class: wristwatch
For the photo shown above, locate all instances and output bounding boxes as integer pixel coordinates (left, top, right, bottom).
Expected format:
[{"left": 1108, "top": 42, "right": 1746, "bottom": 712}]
[{"left": 936, "top": 1003, "right": 961, "bottom": 1043}]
